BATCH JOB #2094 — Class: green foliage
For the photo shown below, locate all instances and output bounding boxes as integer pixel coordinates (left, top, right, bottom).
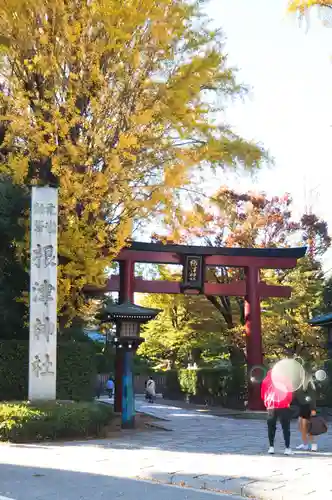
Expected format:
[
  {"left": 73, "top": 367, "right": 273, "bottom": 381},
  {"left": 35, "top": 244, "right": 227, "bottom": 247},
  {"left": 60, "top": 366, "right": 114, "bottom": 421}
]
[
  {"left": 0, "top": 0, "right": 265, "bottom": 324},
  {"left": 0, "top": 340, "right": 28, "bottom": 400},
  {"left": 262, "top": 257, "right": 326, "bottom": 361},
  {"left": 0, "top": 341, "right": 97, "bottom": 401},
  {"left": 60, "top": 324, "right": 95, "bottom": 342},
  {"left": 163, "top": 370, "right": 182, "bottom": 398},
  {"left": 60, "top": 323, "right": 115, "bottom": 376},
  {"left": 179, "top": 368, "right": 197, "bottom": 395},
  {"left": 133, "top": 355, "right": 154, "bottom": 376},
  {"left": 0, "top": 177, "right": 29, "bottom": 339},
  {"left": 139, "top": 267, "right": 227, "bottom": 368},
  {"left": 0, "top": 401, "right": 113, "bottom": 442},
  {"left": 57, "top": 342, "right": 97, "bottom": 401},
  {"left": 95, "top": 351, "right": 114, "bottom": 375},
  {"left": 323, "top": 277, "right": 332, "bottom": 311},
  {"left": 163, "top": 366, "right": 247, "bottom": 409},
  {"left": 317, "top": 360, "right": 332, "bottom": 407},
  {"left": 325, "top": 360, "right": 332, "bottom": 405},
  {"left": 152, "top": 188, "right": 330, "bottom": 364}
]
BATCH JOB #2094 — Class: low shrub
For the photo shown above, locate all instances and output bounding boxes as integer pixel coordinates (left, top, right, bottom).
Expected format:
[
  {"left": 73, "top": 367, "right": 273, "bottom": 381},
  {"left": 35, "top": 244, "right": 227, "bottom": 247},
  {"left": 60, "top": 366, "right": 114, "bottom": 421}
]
[
  {"left": 163, "top": 365, "right": 247, "bottom": 409},
  {"left": 163, "top": 370, "right": 182, "bottom": 399},
  {"left": 0, "top": 401, "right": 114, "bottom": 443},
  {"left": 316, "top": 360, "right": 332, "bottom": 407},
  {"left": 0, "top": 340, "right": 97, "bottom": 401},
  {"left": 178, "top": 368, "right": 197, "bottom": 396},
  {"left": 95, "top": 351, "right": 114, "bottom": 375},
  {"left": 133, "top": 355, "right": 154, "bottom": 376},
  {"left": 0, "top": 340, "right": 28, "bottom": 401},
  {"left": 57, "top": 341, "right": 97, "bottom": 401}
]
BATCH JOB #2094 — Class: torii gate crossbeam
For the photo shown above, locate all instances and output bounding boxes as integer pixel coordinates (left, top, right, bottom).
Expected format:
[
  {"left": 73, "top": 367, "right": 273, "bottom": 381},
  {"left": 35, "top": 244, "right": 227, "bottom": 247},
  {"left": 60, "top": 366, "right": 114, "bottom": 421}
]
[{"left": 87, "top": 242, "right": 306, "bottom": 412}]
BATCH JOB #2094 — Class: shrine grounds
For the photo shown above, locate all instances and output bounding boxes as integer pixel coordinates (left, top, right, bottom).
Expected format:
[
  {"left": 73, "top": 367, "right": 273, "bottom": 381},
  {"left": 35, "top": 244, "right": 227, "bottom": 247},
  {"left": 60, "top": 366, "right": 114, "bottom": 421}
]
[{"left": 0, "top": 396, "right": 331, "bottom": 500}]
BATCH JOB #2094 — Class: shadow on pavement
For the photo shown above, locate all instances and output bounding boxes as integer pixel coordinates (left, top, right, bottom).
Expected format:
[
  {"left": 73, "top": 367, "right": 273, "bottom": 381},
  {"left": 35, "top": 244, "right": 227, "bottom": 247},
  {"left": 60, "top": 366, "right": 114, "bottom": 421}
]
[{"left": 0, "top": 463, "right": 247, "bottom": 500}]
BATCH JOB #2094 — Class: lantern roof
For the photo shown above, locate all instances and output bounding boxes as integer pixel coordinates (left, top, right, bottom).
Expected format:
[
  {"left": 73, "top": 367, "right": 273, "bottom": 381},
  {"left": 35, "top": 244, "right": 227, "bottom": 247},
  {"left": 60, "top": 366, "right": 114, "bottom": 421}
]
[
  {"left": 97, "top": 300, "right": 161, "bottom": 323},
  {"left": 309, "top": 312, "right": 332, "bottom": 327}
]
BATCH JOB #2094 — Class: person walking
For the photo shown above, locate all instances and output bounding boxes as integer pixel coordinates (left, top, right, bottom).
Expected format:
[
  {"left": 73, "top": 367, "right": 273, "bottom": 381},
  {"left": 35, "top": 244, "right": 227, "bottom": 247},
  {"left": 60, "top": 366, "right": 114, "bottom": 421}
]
[
  {"left": 106, "top": 376, "right": 115, "bottom": 399},
  {"left": 145, "top": 376, "right": 156, "bottom": 403},
  {"left": 295, "top": 370, "right": 318, "bottom": 452},
  {"left": 261, "top": 370, "right": 293, "bottom": 455}
]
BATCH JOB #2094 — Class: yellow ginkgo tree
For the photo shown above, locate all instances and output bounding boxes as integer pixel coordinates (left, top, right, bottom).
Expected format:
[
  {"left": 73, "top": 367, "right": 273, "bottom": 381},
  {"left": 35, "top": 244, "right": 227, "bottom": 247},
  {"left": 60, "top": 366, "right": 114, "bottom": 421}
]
[
  {"left": 288, "top": 0, "right": 332, "bottom": 16},
  {"left": 289, "top": 0, "right": 332, "bottom": 9},
  {"left": 0, "top": 0, "right": 266, "bottom": 324}
]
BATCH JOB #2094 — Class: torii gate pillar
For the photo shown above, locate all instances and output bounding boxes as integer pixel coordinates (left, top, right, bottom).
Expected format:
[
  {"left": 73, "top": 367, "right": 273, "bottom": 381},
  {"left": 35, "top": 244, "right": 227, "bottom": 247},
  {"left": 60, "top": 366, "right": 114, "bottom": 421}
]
[
  {"left": 114, "top": 259, "right": 134, "bottom": 413},
  {"left": 245, "top": 266, "right": 265, "bottom": 411}
]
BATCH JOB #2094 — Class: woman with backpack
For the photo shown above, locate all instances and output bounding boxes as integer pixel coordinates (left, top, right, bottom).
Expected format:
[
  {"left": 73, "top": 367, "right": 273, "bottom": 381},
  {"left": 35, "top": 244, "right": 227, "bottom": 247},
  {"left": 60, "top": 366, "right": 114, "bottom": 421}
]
[{"left": 295, "top": 370, "right": 318, "bottom": 451}]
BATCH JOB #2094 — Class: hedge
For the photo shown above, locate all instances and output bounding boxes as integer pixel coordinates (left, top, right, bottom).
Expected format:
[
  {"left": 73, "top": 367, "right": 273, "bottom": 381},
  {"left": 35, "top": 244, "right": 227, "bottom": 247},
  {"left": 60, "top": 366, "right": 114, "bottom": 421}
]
[
  {"left": 163, "top": 365, "right": 247, "bottom": 409},
  {"left": 162, "top": 363, "right": 332, "bottom": 410},
  {"left": 0, "top": 340, "right": 97, "bottom": 401},
  {"left": 0, "top": 401, "right": 114, "bottom": 442},
  {"left": 57, "top": 341, "right": 97, "bottom": 401},
  {"left": 95, "top": 351, "right": 114, "bottom": 375},
  {"left": 325, "top": 360, "right": 332, "bottom": 406},
  {"left": 316, "top": 360, "right": 332, "bottom": 407}
]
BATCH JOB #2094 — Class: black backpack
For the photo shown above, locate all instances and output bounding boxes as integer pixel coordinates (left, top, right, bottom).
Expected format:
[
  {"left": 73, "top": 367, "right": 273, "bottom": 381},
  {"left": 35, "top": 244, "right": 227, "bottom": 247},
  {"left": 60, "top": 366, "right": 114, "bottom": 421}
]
[{"left": 308, "top": 415, "right": 328, "bottom": 436}]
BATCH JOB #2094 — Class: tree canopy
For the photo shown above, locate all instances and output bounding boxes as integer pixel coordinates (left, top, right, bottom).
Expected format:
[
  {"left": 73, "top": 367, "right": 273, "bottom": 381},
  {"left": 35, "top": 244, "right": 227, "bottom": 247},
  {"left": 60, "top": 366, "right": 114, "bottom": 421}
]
[
  {"left": 144, "top": 187, "right": 330, "bottom": 366},
  {"left": 0, "top": 0, "right": 266, "bottom": 324},
  {"left": 138, "top": 268, "right": 227, "bottom": 369}
]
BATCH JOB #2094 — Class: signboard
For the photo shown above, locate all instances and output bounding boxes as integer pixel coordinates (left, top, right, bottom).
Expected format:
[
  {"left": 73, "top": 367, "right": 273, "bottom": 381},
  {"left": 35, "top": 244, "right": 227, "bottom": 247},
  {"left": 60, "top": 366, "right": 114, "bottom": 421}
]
[
  {"left": 181, "top": 255, "right": 204, "bottom": 293},
  {"left": 29, "top": 186, "right": 58, "bottom": 401}
]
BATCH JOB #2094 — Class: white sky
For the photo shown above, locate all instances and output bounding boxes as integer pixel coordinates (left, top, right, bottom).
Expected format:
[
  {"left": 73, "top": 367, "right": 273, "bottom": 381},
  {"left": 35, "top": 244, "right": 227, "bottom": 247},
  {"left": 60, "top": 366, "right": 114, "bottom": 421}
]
[
  {"left": 141, "top": 1, "right": 332, "bottom": 271},
  {"left": 200, "top": 0, "right": 332, "bottom": 271}
]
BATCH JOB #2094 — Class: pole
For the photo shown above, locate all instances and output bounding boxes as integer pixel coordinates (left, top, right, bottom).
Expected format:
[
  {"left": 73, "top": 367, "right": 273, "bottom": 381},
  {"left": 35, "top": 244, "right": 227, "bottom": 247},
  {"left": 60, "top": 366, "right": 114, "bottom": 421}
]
[
  {"left": 121, "top": 348, "right": 135, "bottom": 428},
  {"left": 245, "top": 266, "right": 265, "bottom": 411},
  {"left": 114, "top": 340, "right": 124, "bottom": 413},
  {"left": 114, "top": 260, "right": 134, "bottom": 413}
]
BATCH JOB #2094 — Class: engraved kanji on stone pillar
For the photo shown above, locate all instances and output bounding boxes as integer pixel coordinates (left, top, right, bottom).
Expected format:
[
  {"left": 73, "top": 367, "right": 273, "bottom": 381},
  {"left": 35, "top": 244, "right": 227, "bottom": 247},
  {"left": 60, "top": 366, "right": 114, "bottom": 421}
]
[{"left": 29, "top": 187, "right": 58, "bottom": 401}]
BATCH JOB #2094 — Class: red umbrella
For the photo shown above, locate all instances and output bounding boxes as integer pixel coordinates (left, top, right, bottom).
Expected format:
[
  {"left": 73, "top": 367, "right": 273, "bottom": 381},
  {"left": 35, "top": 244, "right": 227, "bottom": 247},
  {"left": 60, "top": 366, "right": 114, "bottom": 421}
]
[{"left": 261, "top": 370, "right": 293, "bottom": 409}]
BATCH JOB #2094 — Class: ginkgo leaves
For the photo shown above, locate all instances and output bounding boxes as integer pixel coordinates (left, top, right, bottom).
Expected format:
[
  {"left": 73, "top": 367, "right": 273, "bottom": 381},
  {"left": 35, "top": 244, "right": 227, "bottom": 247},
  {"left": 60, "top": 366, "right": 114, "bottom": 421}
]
[
  {"left": 0, "top": 0, "right": 266, "bottom": 322},
  {"left": 288, "top": 0, "right": 332, "bottom": 13}
]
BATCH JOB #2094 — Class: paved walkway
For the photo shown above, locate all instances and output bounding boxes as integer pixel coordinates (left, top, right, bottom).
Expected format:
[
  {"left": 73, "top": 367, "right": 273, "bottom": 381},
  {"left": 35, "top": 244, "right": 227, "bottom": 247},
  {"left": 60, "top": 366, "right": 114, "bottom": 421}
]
[
  {"left": 132, "top": 399, "right": 332, "bottom": 499},
  {"left": 0, "top": 465, "right": 240, "bottom": 500},
  {"left": 0, "top": 398, "right": 332, "bottom": 499}
]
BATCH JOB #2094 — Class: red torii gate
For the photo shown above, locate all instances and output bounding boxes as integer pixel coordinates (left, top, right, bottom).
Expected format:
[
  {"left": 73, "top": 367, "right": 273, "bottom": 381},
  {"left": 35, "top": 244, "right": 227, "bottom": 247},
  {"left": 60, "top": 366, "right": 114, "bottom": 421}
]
[{"left": 90, "top": 242, "right": 306, "bottom": 411}]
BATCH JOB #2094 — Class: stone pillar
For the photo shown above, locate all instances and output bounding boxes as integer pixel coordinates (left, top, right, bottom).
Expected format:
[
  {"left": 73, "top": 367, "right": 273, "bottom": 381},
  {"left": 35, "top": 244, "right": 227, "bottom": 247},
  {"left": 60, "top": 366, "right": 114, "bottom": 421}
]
[
  {"left": 245, "top": 266, "right": 265, "bottom": 411},
  {"left": 29, "top": 186, "right": 58, "bottom": 401},
  {"left": 114, "top": 260, "right": 134, "bottom": 412}
]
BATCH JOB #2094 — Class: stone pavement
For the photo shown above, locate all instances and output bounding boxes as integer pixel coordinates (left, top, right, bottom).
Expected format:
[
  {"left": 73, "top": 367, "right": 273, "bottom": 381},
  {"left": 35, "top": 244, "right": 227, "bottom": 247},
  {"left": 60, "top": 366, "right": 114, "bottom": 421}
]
[
  {"left": 0, "top": 398, "right": 331, "bottom": 500},
  {"left": 0, "top": 464, "right": 240, "bottom": 500},
  {"left": 131, "top": 398, "right": 332, "bottom": 499}
]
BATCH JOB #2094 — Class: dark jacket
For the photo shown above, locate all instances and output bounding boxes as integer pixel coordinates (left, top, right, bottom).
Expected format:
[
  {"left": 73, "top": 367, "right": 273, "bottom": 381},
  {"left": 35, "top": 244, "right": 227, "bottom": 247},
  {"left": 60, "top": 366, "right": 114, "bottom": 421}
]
[{"left": 295, "top": 380, "right": 316, "bottom": 410}]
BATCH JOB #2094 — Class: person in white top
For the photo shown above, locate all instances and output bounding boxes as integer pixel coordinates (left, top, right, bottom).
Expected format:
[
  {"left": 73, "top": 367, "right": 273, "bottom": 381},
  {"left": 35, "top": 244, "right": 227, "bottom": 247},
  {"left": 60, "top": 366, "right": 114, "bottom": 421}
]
[{"left": 145, "top": 376, "right": 156, "bottom": 403}]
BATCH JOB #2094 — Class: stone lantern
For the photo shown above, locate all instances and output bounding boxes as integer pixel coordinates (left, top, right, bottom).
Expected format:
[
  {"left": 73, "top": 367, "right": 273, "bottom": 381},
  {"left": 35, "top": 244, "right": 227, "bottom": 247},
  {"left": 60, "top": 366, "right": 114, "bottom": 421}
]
[{"left": 97, "top": 300, "right": 161, "bottom": 428}]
